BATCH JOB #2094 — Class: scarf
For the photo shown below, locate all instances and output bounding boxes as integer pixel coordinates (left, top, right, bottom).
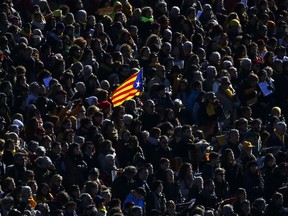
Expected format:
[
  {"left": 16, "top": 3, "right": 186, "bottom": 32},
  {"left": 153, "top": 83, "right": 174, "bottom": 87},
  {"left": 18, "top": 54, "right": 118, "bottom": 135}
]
[
  {"left": 29, "top": 197, "right": 37, "bottom": 208},
  {"left": 206, "top": 103, "right": 216, "bottom": 116},
  {"left": 225, "top": 88, "right": 235, "bottom": 98},
  {"left": 141, "top": 16, "right": 154, "bottom": 23},
  {"left": 274, "top": 129, "right": 284, "bottom": 144}
]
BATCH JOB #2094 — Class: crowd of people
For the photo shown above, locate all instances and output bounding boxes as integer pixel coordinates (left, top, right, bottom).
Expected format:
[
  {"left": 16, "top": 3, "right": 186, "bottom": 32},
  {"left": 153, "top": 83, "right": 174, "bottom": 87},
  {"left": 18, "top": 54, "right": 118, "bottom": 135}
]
[{"left": 1, "top": 0, "right": 288, "bottom": 215}]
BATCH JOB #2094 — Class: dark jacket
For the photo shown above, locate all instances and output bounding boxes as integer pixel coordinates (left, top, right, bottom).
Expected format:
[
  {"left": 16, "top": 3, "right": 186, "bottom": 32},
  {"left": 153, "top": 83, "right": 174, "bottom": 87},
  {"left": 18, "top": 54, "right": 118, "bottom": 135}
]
[
  {"left": 243, "top": 171, "right": 264, "bottom": 201},
  {"left": 145, "top": 191, "right": 166, "bottom": 215},
  {"left": 62, "top": 155, "right": 87, "bottom": 188},
  {"left": 214, "top": 179, "right": 230, "bottom": 201},
  {"left": 266, "top": 131, "right": 288, "bottom": 149},
  {"left": 221, "top": 162, "right": 243, "bottom": 195},
  {"left": 111, "top": 174, "right": 132, "bottom": 202},
  {"left": 265, "top": 203, "right": 287, "bottom": 216},
  {"left": 195, "top": 189, "right": 218, "bottom": 210}
]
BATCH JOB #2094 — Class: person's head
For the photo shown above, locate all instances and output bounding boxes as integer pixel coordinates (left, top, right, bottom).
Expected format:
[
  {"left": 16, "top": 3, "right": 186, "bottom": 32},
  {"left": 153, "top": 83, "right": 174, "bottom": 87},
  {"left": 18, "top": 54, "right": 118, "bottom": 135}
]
[
  {"left": 271, "top": 106, "right": 282, "bottom": 118},
  {"left": 23, "top": 170, "right": 35, "bottom": 183},
  {"left": 220, "top": 76, "right": 231, "bottom": 90},
  {"left": 215, "top": 167, "right": 226, "bottom": 182},
  {"left": 166, "top": 200, "right": 176, "bottom": 215},
  {"left": 65, "top": 201, "right": 77, "bottom": 214},
  {"left": 209, "top": 51, "right": 221, "bottom": 66},
  {"left": 240, "top": 200, "right": 251, "bottom": 215},
  {"left": 83, "top": 181, "right": 99, "bottom": 197},
  {"left": 21, "top": 185, "right": 32, "bottom": 200},
  {"left": 51, "top": 141, "right": 61, "bottom": 155},
  {"left": 66, "top": 143, "right": 82, "bottom": 157},
  {"left": 272, "top": 192, "right": 284, "bottom": 207},
  {"left": 275, "top": 121, "right": 287, "bottom": 136},
  {"left": 182, "top": 124, "right": 194, "bottom": 139},
  {"left": 236, "top": 188, "right": 247, "bottom": 201},
  {"left": 141, "top": 6, "right": 153, "bottom": 18},
  {"left": 7, "top": 209, "right": 21, "bottom": 216},
  {"left": 204, "top": 179, "right": 215, "bottom": 193},
  {"left": 206, "top": 66, "right": 217, "bottom": 78},
  {"left": 235, "top": 118, "right": 249, "bottom": 133},
  {"left": 88, "top": 167, "right": 100, "bottom": 181},
  {"left": 165, "top": 169, "right": 174, "bottom": 183},
  {"left": 208, "top": 152, "right": 220, "bottom": 165},
  {"left": 183, "top": 41, "right": 193, "bottom": 56},
  {"left": 1, "top": 196, "right": 14, "bottom": 211},
  {"left": 251, "top": 118, "right": 262, "bottom": 132},
  {"left": 159, "top": 135, "right": 169, "bottom": 149},
  {"left": 247, "top": 73, "right": 259, "bottom": 87},
  {"left": 49, "top": 174, "right": 63, "bottom": 188},
  {"left": 151, "top": 180, "right": 163, "bottom": 193},
  {"left": 144, "top": 163, "right": 154, "bottom": 175},
  {"left": 205, "top": 91, "right": 217, "bottom": 103},
  {"left": 199, "top": 3, "right": 210, "bottom": 17},
  {"left": 170, "top": 6, "right": 180, "bottom": 18},
  {"left": 123, "top": 165, "right": 137, "bottom": 180},
  {"left": 241, "top": 106, "right": 252, "bottom": 119},
  {"left": 2, "top": 177, "right": 16, "bottom": 192},
  {"left": 159, "top": 157, "right": 170, "bottom": 170},
  {"left": 13, "top": 152, "right": 26, "bottom": 166},
  {"left": 68, "top": 185, "right": 80, "bottom": 200},
  {"left": 144, "top": 99, "right": 155, "bottom": 114},
  {"left": 229, "top": 129, "right": 240, "bottom": 143},
  {"left": 135, "top": 187, "right": 146, "bottom": 200},
  {"left": 241, "top": 58, "right": 252, "bottom": 71},
  {"left": 80, "top": 193, "right": 94, "bottom": 206},
  {"left": 192, "top": 176, "right": 204, "bottom": 189},
  {"left": 222, "top": 204, "right": 234, "bottom": 216},
  {"left": 252, "top": 198, "right": 266, "bottom": 213},
  {"left": 264, "top": 153, "right": 276, "bottom": 168},
  {"left": 27, "top": 180, "right": 38, "bottom": 194},
  {"left": 222, "top": 148, "right": 235, "bottom": 165},
  {"left": 128, "top": 135, "right": 139, "bottom": 148},
  {"left": 37, "top": 182, "right": 51, "bottom": 197},
  {"left": 155, "top": 64, "right": 166, "bottom": 79},
  {"left": 247, "top": 161, "right": 259, "bottom": 173},
  {"left": 82, "top": 141, "right": 95, "bottom": 155},
  {"left": 178, "top": 162, "right": 193, "bottom": 179},
  {"left": 279, "top": 162, "right": 288, "bottom": 176},
  {"left": 242, "top": 140, "right": 254, "bottom": 155},
  {"left": 128, "top": 205, "right": 142, "bottom": 216},
  {"left": 137, "top": 167, "right": 149, "bottom": 181},
  {"left": 148, "top": 127, "right": 161, "bottom": 140}
]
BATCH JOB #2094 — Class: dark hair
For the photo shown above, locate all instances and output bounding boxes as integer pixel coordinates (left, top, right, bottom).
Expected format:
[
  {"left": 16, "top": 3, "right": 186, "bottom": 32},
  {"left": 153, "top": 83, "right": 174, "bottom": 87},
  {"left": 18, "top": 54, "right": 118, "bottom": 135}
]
[
  {"left": 178, "top": 162, "right": 193, "bottom": 179},
  {"left": 151, "top": 180, "right": 162, "bottom": 191},
  {"left": 209, "top": 152, "right": 219, "bottom": 161},
  {"left": 135, "top": 187, "right": 146, "bottom": 197}
]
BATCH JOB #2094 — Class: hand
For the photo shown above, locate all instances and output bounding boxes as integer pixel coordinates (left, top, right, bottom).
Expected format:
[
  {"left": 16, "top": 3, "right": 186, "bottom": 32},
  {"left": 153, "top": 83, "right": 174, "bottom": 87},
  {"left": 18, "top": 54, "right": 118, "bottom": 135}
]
[
  {"left": 73, "top": 98, "right": 82, "bottom": 104},
  {"left": 49, "top": 164, "right": 56, "bottom": 171},
  {"left": 67, "top": 101, "right": 73, "bottom": 108},
  {"left": 267, "top": 86, "right": 273, "bottom": 91}
]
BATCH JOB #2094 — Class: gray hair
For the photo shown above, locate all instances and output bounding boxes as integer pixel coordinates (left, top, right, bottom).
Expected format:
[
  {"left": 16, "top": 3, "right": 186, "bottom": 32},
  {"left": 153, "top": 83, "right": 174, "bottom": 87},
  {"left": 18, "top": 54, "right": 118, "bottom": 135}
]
[{"left": 275, "top": 121, "right": 287, "bottom": 131}]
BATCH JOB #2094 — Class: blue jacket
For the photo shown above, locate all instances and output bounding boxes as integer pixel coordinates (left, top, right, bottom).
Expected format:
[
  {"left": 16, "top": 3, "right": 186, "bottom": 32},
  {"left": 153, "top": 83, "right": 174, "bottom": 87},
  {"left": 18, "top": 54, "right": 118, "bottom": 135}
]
[{"left": 123, "top": 192, "right": 144, "bottom": 210}]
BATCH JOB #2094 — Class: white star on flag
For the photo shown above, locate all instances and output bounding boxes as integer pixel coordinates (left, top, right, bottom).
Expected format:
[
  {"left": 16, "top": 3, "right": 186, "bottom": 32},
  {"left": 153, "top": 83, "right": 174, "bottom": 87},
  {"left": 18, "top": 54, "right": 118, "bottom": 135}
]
[{"left": 136, "top": 81, "right": 140, "bottom": 87}]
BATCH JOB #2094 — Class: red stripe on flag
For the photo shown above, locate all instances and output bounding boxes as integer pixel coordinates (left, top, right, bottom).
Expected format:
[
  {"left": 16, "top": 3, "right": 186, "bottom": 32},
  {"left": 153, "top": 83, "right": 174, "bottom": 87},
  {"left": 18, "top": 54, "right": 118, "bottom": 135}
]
[
  {"left": 112, "top": 91, "right": 140, "bottom": 105},
  {"left": 110, "top": 72, "right": 138, "bottom": 95}
]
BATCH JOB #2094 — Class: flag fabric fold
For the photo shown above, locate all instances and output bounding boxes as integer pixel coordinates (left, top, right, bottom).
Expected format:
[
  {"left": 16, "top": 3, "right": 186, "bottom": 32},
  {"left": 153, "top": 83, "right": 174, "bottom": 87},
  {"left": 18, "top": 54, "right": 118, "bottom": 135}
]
[{"left": 110, "top": 68, "right": 143, "bottom": 107}]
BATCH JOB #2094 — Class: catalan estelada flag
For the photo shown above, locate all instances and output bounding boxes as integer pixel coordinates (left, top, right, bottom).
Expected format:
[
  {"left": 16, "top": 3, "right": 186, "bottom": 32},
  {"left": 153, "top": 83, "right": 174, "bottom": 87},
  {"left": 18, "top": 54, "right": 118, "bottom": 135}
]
[{"left": 110, "top": 68, "right": 143, "bottom": 107}]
